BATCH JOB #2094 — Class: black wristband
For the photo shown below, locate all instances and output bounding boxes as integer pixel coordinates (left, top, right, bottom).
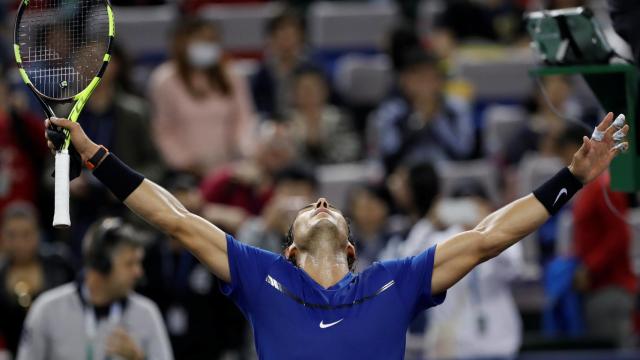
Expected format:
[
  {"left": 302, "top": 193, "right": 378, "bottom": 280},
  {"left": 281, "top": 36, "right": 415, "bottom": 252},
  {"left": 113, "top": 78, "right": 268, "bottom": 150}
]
[
  {"left": 533, "top": 167, "right": 583, "bottom": 215},
  {"left": 92, "top": 153, "right": 145, "bottom": 202}
]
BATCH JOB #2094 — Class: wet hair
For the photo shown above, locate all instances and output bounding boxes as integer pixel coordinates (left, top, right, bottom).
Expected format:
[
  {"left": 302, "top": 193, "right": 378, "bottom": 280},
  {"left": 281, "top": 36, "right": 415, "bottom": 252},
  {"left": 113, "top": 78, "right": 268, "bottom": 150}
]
[
  {"left": 171, "top": 17, "right": 231, "bottom": 96},
  {"left": 408, "top": 162, "right": 440, "bottom": 216},
  {"left": 284, "top": 217, "right": 356, "bottom": 272}
]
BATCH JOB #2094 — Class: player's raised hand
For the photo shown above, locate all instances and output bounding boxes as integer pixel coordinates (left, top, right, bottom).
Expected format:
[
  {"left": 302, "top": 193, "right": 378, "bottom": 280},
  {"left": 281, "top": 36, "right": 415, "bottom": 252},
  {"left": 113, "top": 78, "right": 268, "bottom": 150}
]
[
  {"left": 44, "top": 118, "right": 99, "bottom": 162},
  {"left": 568, "top": 112, "right": 629, "bottom": 184}
]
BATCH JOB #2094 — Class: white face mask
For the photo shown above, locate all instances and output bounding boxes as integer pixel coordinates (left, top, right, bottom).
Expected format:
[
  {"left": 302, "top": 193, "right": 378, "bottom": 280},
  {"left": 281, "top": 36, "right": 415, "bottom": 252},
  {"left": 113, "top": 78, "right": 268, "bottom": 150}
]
[{"left": 186, "top": 41, "right": 221, "bottom": 69}]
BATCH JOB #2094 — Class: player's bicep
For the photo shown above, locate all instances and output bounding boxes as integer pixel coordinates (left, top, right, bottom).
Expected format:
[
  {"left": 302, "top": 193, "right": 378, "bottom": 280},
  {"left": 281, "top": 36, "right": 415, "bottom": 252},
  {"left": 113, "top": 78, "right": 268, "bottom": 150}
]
[
  {"left": 431, "top": 230, "right": 485, "bottom": 295},
  {"left": 173, "top": 212, "right": 230, "bottom": 282},
  {"left": 124, "top": 180, "right": 230, "bottom": 281}
]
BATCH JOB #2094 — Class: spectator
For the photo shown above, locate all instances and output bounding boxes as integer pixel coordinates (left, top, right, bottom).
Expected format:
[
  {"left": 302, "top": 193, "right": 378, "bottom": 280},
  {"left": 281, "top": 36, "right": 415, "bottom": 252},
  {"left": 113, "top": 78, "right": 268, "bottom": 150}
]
[
  {"left": 16, "top": 218, "right": 173, "bottom": 360},
  {"left": 368, "top": 48, "right": 475, "bottom": 173},
  {"left": 382, "top": 163, "right": 523, "bottom": 359},
  {"left": 69, "top": 44, "right": 165, "bottom": 259},
  {"left": 150, "top": 18, "right": 256, "bottom": 176},
  {"left": 504, "top": 76, "right": 582, "bottom": 165},
  {"left": 0, "top": 69, "right": 47, "bottom": 217},
  {"left": 288, "top": 66, "right": 361, "bottom": 165},
  {"left": 0, "top": 203, "right": 73, "bottom": 357},
  {"left": 346, "top": 185, "right": 394, "bottom": 271},
  {"left": 553, "top": 123, "right": 637, "bottom": 346},
  {"left": 237, "top": 165, "right": 318, "bottom": 253},
  {"left": 200, "top": 121, "right": 297, "bottom": 234},
  {"left": 251, "top": 9, "right": 310, "bottom": 119},
  {"left": 139, "top": 174, "right": 246, "bottom": 359},
  {"left": 180, "top": 0, "right": 269, "bottom": 14}
]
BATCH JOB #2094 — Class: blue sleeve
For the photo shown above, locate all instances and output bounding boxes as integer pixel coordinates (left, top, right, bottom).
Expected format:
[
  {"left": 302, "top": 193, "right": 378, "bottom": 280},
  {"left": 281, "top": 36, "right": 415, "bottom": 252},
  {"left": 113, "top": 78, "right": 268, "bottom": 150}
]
[
  {"left": 380, "top": 244, "right": 446, "bottom": 317},
  {"left": 219, "top": 234, "right": 280, "bottom": 313}
]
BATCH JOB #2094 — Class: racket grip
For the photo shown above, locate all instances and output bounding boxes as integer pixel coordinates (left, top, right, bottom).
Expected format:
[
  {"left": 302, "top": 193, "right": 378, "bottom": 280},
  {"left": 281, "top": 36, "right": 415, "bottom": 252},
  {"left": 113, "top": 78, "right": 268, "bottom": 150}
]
[{"left": 53, "top": 150, "right": 71, "bottom": 227}]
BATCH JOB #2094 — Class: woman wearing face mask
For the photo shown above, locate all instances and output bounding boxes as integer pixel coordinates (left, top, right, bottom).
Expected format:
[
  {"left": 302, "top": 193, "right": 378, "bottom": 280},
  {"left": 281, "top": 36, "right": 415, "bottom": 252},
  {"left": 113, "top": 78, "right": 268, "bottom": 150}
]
[{"left": 149, "top": 18, "right": 257, "bottom": 176}]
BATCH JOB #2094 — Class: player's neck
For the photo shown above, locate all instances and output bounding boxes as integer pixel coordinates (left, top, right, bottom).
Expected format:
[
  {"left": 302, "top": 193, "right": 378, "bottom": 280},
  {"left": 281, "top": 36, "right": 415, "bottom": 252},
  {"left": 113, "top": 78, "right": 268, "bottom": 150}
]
[{"left": 296, "top": 246, "right": 350, "bottom": 289}]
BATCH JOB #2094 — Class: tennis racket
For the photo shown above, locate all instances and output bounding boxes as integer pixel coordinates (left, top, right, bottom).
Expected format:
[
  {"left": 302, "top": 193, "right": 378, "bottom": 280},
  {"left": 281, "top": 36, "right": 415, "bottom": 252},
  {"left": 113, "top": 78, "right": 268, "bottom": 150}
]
[{"left": 14, "top": 0, "right": 115, "bottom": 227}]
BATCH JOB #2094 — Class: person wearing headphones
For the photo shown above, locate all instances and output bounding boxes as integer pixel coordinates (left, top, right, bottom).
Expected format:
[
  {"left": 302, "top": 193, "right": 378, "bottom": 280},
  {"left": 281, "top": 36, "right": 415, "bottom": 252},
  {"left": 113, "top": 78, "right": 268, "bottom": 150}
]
[{"left": 16, "top": 218, "right": 173, "bottom": 360}]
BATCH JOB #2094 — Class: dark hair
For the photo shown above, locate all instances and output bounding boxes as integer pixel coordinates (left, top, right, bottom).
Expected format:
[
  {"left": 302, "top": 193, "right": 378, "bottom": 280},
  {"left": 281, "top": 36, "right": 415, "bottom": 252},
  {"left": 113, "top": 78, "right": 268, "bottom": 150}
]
[
  {"left": 172, "top": 17, "right": 231, "bottom": 97},
  {"left": 1, "top": 202, "right": 38, "bottom": 228},
  {"left": 293, "top": 64, "right": 328, "bottom": 85},
  {"left": 346, "top": 184, "right": 391, "bottom": 216},
  {"left": 83, "top": 217, "right": 145, "bottom": 274},
  {"left": 109, "top": 43, "right": 137, "bottom": 96},
  {"left": 408, "top": 162, "right": 440, "bottom": 216},
  {"left": 398, "top": 47, "right": 443, "bottom": 75},
  {"left": 266, "top": 8, "right": 304, "bottom": 36},
  {"left": 274, "top": 164, "right": 319, "bottom": 191},
  {"left": 284, "top": 218, "right": 356, "bottom": 271},
  {"left": 387, "top": 25, "right": 421, "bottom": 72},
  {"left": 554, "top": 121, "right": 591, "bottom": 149}
]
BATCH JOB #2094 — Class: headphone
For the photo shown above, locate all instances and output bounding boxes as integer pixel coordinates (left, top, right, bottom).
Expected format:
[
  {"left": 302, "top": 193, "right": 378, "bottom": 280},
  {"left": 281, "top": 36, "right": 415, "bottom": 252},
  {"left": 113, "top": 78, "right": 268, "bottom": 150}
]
[{"left": 85, "top": 217, "right": 127, "bottom": 275}]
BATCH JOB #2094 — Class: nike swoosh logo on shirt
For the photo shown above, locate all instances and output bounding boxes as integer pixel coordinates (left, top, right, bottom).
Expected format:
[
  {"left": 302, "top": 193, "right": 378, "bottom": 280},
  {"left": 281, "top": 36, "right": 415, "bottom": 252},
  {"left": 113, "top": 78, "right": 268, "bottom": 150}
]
[
  {"left": 553, "top": 188, "right": 568, "bottom": 206},
  {"left": 319, "top": 319, "right": 344, "bottom": 329}
]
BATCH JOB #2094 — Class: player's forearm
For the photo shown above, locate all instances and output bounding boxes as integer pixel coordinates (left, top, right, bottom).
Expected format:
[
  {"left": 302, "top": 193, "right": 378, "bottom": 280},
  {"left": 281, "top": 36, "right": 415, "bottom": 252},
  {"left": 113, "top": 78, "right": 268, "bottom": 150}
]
[
  {"left": 124, "top": 179, "right": 189, "bottom": 235},
  {"left": 475, "top": 167, "right": 583, "bottom": 261},
  {"left": 473, "top": 194, "right": 549, "bottom": 261}
]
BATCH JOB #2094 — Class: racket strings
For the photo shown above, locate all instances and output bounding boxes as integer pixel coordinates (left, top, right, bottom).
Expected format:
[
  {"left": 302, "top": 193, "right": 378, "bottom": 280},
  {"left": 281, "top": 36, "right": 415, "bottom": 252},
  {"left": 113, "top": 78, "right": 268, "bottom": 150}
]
[{"left": 17, "top": 0, "right": 109, "bottom": 99}]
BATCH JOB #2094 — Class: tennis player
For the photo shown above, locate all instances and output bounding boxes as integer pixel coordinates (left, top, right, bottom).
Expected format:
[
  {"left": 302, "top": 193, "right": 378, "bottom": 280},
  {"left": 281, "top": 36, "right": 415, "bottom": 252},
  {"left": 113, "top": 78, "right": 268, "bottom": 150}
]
[{"left": 45, "top": 112, "right": 627, "bottom": 359}]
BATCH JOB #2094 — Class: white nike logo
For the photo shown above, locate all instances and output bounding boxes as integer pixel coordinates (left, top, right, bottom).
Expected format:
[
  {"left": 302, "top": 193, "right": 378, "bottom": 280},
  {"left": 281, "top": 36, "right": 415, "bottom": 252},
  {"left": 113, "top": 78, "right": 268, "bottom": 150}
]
[
  {"left": 553, "top": 188, "right": 568, "bottom": 206},
  {"left": 319, "top": 319, "right": 344, "bottom": 329}
]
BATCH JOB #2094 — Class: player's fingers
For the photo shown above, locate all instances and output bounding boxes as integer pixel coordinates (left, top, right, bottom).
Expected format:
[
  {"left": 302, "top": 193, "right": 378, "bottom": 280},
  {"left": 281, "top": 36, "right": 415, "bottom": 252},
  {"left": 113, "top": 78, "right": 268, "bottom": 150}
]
[
  {"left": 613, "top": 124, "right": 629, "bottom": 142},
  {"left": 611, "top": 142, "right": 629, "bottom": 155},
  {"left": 577, "top": 136, "right": 590, "bottom": 157},
  {"left": 49, "top": 117, "right": 75, "bottom": 130},
  {"left": 596, "top": 112, "right": 614, "bottom": 132}
]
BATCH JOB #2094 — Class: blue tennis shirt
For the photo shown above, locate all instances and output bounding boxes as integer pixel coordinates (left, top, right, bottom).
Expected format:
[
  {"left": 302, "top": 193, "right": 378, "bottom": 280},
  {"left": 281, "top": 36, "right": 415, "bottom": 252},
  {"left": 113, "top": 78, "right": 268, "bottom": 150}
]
[{"left": 220, "top": 234, "right": 446, "bottom": 360}]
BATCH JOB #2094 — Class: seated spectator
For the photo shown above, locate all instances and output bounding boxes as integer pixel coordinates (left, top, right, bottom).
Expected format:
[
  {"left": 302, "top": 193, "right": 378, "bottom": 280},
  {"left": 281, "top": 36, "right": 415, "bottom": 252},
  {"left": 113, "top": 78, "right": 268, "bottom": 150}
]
[
  {"left": 17, "top": 217, "right": 173, "bottom": 360},
  {"left": 504, "top": 75, "right": 582, "bottom": 166},
  {"left": 368, "top": 48, "right": 475, "bottom": 173},
  {"left": 345, "top": 185, "right": 394, "bottom": 271},
  {"left": 251, "top": 9, "right": 311, "bottom": 120},
  {"left": 236, "top": 165, "right": 318, "bottom": 253},
  {"left": 150, "top": 18, "right": 256, "bottom": 176},
  {"left": 381, "top": 163, "right": 523, "bottom": 359},
  {"left": 200, "top": 122, "right": 297, "bottom": 234},
  {"left": 0, "top": 68, "right": 47, "bottom": 217},
  {"left": 139, "top": 174, "right": 247, "bottom": 359},
  {"left": 287, "top": 66, "right": 361, "bottom": 165},
  {"left": 0, "top": 203, "right": 73, "bottom": 357},
  {"left": 69, "top": 44, "right": 165, "bottom": 259}
]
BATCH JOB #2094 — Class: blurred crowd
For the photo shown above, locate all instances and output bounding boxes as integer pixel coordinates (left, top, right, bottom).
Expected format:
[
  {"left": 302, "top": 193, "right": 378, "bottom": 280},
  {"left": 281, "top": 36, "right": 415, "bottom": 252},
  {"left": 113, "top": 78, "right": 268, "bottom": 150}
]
[{"left": 0, "top": 0, "right": 639, "bottom": 359}]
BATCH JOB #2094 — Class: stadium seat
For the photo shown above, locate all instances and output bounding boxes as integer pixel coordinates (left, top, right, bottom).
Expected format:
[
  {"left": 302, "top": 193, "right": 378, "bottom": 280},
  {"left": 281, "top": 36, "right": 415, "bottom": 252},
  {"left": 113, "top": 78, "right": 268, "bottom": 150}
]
[
  {"left": 482, "top": 104, "right": 527, "bottom": 157},
  {"left": 113, "top": 5, "right": 177, "bottom": 61},
  {"left": 436, "top": 159, "right": 501, "bottom": 206},
  {"left": 199, "top": 2, "right": 284, "bottom": 54},
  {"left": 333, "top": 54, "right": 393, "bottom": 106},
  {"left": 455, "top": 49, "right": 535, "bottom": 101},
  {"left": 516, "top": 154, "right": 564, "bottom": 197},
  {"left": 307, "top": 2, "right": 399, "bottom": 50},
  {"left": 316, "top": 162, "right": 383, "bottom": 210}
]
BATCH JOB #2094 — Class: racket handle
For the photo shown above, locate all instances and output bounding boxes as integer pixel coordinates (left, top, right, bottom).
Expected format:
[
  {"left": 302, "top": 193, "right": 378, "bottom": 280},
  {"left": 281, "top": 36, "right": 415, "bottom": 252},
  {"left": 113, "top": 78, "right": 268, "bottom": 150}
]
[{"left": 53, "top": 150, "right": 71, "bottom": 228}]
